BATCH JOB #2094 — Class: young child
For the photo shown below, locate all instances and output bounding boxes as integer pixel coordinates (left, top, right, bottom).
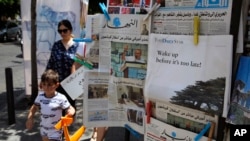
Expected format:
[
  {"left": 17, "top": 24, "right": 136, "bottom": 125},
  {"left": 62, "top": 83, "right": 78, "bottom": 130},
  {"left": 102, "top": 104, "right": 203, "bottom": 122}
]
[{"left": 26, "top": 69, "right": 75, "bottom": 141}]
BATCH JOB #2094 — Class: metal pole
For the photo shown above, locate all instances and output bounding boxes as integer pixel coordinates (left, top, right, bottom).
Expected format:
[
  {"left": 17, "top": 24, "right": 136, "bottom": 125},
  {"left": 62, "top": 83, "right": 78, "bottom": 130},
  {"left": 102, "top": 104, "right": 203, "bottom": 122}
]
[
  {"left": 30, "top": 0, "right": 38, "bottom": 104},
  {"left": 125, "top": 128, "right": 130, "bottom": 141},
  {"left": 5, "top": 67, "right": 16, "bottom": 125}
]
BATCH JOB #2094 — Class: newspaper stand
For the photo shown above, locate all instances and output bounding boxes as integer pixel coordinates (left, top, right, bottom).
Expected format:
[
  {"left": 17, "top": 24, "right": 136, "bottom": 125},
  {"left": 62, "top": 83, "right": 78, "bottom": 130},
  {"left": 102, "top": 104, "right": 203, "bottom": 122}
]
[
  {"left": 129, "top": 0, "right": 242, "bottom": 141},
  {"left": 19, "top": 0, "right": 244, "bottom": 140}
]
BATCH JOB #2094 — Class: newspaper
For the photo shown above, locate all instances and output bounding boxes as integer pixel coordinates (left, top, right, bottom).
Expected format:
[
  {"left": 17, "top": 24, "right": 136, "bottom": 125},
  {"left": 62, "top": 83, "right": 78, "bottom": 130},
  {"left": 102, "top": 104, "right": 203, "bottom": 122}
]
[
  {"left": 147, "top": 99, "right": 218, "bottom": 140},
  {"left": 80, "top": 14, "right": 150, "bottom": 133},
  {"left": 83, "top": 71, "right": 145, "bottom": 134},
  {"left": 61, "top": 66, "right": 85, "bottom": 100},
  {"left": 145, "top": 34, "right": 233, "bottom": 118},
  {"left": 79, "top": 14, "right": 102, "bottom": 70},
  {"left": 145, "top": 116, "right": 216, "bottom": 141},
  {"left": 151, "top": 0, "right": 233, "bottom": 35},
  {"left": 60, "top": 15, "right": 103, "bottom": 99},
  {"left": 98, "top": 14, "right": 150, "bottom": 75}
]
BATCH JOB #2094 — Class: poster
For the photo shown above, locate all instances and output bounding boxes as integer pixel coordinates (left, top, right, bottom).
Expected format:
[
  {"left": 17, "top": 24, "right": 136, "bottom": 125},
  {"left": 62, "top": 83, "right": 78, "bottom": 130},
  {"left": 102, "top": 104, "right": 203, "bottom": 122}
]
[{"left": 21, "top": 0, "right": 82, "bottom": 95}]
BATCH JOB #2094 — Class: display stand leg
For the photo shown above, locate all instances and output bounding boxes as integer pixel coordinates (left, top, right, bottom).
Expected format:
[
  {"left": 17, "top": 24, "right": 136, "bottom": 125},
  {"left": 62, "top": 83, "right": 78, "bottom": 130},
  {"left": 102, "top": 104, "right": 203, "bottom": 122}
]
[{"left": 125, "top": 128, "right": 130, "bottom": 141}]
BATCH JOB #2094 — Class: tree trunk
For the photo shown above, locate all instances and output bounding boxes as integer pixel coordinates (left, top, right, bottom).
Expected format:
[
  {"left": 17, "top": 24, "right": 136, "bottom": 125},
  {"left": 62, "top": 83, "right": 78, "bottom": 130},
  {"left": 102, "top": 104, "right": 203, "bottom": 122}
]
[{"left": 30, "top": 0, "right": 38, "bottom": 104}]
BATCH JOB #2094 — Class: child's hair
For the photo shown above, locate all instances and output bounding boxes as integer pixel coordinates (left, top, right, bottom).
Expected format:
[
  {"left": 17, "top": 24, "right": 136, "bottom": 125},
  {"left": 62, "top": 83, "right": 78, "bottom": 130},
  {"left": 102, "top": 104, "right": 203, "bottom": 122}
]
[{"left": 41, "top": 69, "right": 59, "bottom": 84}]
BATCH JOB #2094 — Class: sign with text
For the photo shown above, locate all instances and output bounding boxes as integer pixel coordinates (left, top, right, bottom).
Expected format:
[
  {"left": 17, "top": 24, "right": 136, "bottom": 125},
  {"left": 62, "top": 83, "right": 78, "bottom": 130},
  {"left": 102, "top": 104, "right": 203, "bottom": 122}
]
[
  {"left": 61, "top": 66, "right": 85, "bottom": 100},
  {"left": 230, "top": 125, "right": 250, "bottom": 139},
  {"left": 145, "top": 34, "right": 233, "bottom": 117}
]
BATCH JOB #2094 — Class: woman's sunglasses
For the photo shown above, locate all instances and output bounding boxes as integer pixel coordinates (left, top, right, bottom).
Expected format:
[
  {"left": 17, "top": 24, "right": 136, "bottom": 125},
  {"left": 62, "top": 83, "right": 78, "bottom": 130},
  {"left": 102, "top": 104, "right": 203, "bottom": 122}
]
[{"left": 58, "top": 29, "right": 69, "bottom": 34}]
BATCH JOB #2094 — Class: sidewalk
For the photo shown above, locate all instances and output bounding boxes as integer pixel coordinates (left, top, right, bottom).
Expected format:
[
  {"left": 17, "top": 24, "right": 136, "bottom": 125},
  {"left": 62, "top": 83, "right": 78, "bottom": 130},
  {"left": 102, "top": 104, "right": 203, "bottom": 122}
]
[{"left": 0, "top": 91, "right": 93, "bottom": 141}]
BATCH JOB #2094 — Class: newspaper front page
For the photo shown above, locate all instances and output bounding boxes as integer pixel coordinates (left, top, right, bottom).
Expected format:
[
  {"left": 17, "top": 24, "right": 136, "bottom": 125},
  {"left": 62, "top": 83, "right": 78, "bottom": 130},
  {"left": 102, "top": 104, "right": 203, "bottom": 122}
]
[{"left": 151, "top": 0, "right": 233, "bottom": 35}]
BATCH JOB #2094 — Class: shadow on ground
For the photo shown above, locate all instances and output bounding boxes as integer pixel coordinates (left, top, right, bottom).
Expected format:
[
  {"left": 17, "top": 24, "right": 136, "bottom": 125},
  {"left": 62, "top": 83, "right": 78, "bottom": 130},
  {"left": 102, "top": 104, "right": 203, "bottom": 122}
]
[
  {"left": 16, "top": 53, "right": 23, "bottom": 58},
  {"left": 0, "top": 88, "right": 42, "bottom": 141},
  {"left": 0, "top": 88, "right": 26, "bottom": 111}
]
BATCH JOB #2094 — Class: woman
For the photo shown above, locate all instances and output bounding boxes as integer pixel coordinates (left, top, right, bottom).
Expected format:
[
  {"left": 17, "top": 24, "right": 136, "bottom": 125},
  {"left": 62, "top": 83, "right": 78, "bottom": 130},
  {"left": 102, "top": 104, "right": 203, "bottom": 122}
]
[{"left": 46, "top": 19, "right": 79, "bottom": 110}]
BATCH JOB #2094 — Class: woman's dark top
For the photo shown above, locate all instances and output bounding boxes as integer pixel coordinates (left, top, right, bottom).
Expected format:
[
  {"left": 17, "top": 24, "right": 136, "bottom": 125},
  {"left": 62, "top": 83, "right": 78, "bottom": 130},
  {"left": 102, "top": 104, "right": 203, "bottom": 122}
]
[{"left": 46, "top": 40, "right": 79, "bottom": 82}]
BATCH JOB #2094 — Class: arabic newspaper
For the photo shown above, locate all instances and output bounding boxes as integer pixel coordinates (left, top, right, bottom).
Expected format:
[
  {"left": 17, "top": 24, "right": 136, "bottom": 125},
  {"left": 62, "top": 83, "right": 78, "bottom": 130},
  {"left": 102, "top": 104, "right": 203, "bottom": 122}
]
[
  {"left": 61, "top": 66, "right": 85, "bottom": 100},
  {"left": 98, "top": 14, "right": 150, "bottom": 73},
  {"left": 83, "top": 71, "right": 145, "bottom": 134},
  {"left": 79, "top": 14, "right": 151, "bottom": 133},
  {"left": 146, "top": 99, "right": 218, "bottom": 140},
  {"left": 145, "top": 116, "right": 216, "bottom": 141},
  {"left": 151, "top": 0, "right": 233, "bottom": 35}
]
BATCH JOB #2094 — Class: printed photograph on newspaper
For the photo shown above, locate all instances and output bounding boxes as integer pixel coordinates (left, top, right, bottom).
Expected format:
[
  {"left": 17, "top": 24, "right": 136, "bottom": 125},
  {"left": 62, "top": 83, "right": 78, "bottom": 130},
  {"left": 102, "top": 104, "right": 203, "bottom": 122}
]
[
  {"left": 107, "top": 0, "right": 151, "bottom": 14},
  {"left": 83, "top": 71, "right": 145, "bottom": 133}
]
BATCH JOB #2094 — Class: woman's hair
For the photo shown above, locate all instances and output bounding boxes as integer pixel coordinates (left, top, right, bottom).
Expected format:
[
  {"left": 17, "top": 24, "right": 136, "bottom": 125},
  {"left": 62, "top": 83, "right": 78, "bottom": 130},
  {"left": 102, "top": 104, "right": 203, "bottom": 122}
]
[
  {"left": 58, "top": 19, "right": 73, "bottom": 31},
  {"left": 41, "top": 69, "right": 59, "bottom": 84}
]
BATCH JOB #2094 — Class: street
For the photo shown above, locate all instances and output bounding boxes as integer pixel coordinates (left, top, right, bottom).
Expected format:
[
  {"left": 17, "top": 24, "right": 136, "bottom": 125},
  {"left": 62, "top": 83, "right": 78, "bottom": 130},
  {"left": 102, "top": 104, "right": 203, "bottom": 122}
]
[
  {"left": 0, "top": 41, "right": 25, "bottom": 110},
  {"left": 0, "top": 41, "right": 41, "bottom": 141}
]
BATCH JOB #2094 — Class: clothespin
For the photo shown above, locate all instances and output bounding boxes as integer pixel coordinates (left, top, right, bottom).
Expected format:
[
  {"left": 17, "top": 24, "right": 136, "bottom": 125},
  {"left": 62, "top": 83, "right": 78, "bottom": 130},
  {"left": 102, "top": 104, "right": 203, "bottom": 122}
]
[
  {"left": 75, "top": 53, "right": 93, "bottom": 66},
  {"left": 146, "top": 101, "right": 151, "bottom": 124},
  {"left": 193, "top": 16, "right": 200, "bottom": 45},
  {"left": 73, "top": 56, "right": 93, "bottom": 69},
  {"left": 55, "top": 116, "right": 86, "bottom": 141},
  {"left": 99, "top": 2, "right": 110, "bottom": 21},
  {"left": 207, "top": 122, "right": 215, "bottom": 141},
  {"left": 143, "top": 3, "right": 161, "bottom": 21},
  {"left": 194, "top": 122, "right": 211, "bottom": 141},
  {"left": 73, "top": 38, "right": 93, "bottom": 43},
  {"left": 124, "top": 124, "right": 140, "bottom": 139}
]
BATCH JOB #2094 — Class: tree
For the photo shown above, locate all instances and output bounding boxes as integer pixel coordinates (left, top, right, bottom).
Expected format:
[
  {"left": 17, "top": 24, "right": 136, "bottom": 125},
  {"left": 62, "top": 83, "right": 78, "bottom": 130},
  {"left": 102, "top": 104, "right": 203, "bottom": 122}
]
[
  {"left": 170, "top": 77, "right": 225, "bottom": 115},
  {"left": 0, "top": 0, "right": 21, "bottom": 20}
]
